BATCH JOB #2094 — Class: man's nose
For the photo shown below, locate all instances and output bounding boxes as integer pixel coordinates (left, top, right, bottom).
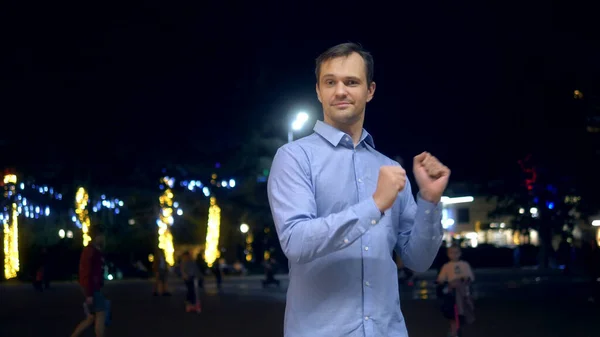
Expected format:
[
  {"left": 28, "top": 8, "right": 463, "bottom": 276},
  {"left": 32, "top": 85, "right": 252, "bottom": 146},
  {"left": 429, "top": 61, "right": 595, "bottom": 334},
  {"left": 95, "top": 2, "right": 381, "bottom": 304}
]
[{"left": 334, "top": 82, "right": 348, "bottom": 96}]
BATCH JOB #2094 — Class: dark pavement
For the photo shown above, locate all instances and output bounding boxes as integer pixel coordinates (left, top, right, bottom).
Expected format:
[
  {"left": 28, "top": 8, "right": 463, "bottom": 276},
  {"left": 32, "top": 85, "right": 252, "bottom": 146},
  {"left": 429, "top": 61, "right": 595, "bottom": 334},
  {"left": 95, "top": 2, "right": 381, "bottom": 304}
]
[{"left": 1, "top": 271, "right": 599, "bottom": 337}]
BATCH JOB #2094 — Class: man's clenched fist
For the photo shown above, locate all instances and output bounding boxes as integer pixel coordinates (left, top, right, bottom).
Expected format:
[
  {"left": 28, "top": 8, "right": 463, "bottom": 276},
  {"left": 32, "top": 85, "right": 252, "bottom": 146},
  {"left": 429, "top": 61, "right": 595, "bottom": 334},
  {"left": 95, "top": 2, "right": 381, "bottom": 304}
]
[
  {"left": 373, "top": 166, "right": 406, "bottom": 213},
  {"left": 413, "top": 152, "right": 450, "bottom": 204}
]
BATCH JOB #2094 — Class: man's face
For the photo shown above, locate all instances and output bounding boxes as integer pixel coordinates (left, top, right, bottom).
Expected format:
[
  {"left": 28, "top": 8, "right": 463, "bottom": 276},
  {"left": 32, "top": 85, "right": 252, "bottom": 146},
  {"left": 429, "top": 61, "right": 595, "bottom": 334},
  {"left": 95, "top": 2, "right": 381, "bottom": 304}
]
[{"left": 316, "top": 52, "right": 375, "bottom": 129}]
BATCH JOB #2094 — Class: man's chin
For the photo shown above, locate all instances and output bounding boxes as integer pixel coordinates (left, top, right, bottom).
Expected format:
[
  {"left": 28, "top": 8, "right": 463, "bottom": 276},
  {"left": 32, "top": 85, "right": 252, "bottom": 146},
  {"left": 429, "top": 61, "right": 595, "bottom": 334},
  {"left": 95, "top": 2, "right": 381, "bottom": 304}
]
[{"left": 332, "top": 114, "right": 362, "bottom": 125}]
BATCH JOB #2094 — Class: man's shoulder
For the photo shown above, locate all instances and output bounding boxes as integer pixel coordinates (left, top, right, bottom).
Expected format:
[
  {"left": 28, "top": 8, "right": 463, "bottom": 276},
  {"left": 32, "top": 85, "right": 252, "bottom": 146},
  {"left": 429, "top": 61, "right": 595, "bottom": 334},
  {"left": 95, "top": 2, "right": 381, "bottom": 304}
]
[
  {"left": 284, "top": 133, "right": 324, "bottom": 148},
  {"left": 275, "top": 134, "right": 325, "bottom": 159}
]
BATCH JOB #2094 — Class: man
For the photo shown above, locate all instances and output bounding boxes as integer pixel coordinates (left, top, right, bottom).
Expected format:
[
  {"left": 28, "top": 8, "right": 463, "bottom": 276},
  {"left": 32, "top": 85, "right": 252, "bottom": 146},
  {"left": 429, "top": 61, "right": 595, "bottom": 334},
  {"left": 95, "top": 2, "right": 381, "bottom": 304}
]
[
  {"left": 71, "top": 226, "right": 107, "bottom": 337},
  {"left": 267, "top": 42, "right": 450, "bottom": 337}
]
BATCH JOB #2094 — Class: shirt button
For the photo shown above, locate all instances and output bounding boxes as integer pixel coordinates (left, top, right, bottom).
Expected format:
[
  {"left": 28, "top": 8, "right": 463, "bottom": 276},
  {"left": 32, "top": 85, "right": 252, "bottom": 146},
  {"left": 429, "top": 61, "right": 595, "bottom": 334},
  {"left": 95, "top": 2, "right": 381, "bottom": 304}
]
[
  {"left": 425, "top": 210, "right": 431, "bottom": 214},
  {"left": 365, "top": 281, "right": 370, "bottom": 286},
  {"left": 364, "top": 246, "right": 369, "bottom": 251},
  {"left": 364, "top": 316, "right": 370, "bottom": 321},
  {"left": 371, "top": 219, "right": 377, "bottom": 225},
  {"left": 358, "top": 178, "right": 363, "bottom": 183},
  {"left": 344, "top": 238, "right": 349, "bottom": 244}
]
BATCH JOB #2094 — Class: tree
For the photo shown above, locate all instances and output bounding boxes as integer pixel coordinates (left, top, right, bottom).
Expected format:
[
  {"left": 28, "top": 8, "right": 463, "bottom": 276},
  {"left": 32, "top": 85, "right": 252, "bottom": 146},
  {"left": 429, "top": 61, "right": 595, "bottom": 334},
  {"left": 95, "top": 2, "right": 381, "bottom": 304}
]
[
  {"left": 489, "top": 155, "right": 582, "bottom": 268},
  {"left": 224, "top": 130, "right": 286, "bottom": 267}
]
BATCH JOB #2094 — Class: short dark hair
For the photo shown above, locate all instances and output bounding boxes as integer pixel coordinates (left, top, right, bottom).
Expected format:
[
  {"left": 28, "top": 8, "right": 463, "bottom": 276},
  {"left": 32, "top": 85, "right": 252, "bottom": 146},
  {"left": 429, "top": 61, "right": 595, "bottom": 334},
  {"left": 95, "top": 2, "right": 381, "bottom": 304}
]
[{"left": 315, "top": 42, "right": 374, "bottom": 85}]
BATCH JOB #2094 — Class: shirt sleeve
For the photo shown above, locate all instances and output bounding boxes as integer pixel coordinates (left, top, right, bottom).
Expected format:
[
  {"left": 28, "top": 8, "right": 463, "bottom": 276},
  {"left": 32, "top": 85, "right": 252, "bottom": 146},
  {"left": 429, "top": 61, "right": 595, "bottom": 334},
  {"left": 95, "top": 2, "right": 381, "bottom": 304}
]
[
  {"left": 394, "top": 179, "right": 444, "bottom": 272},
  {"left": 267, "top": 145, "right": 383, "bottom": 264}
]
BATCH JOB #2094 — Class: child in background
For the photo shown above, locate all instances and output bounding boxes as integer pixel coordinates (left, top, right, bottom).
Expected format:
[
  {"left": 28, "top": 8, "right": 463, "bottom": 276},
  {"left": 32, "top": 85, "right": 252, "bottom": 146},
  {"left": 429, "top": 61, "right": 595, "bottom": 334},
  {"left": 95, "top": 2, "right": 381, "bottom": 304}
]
[
  {"left": 437, "top": 244, "right": 475, "bottom": 337},
  {"left": 180, "top": 251, "right": 201, "bottom": 313}
]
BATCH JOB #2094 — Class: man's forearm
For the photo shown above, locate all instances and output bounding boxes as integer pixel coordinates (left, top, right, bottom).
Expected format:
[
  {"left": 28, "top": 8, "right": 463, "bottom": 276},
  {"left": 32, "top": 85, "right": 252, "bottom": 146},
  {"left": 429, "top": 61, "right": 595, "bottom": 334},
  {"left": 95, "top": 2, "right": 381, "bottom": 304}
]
[
  {"left": 397, "top": 195, "right": 443, "bottom": 272},
  {"left": 272, "top": 197, "right": 383, "bottom": 264}
]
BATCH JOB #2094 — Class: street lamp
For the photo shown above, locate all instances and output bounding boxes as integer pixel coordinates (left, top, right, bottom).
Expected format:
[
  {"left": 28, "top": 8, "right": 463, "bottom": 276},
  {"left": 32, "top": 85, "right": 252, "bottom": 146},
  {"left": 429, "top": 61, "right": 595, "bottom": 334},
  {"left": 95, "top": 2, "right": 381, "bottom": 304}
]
[
  {"left": 240, "top": 223, "right": 249, "bottom": 234},
  {"left": 288, "top": 112, "right": 309, "bottom": 143}
]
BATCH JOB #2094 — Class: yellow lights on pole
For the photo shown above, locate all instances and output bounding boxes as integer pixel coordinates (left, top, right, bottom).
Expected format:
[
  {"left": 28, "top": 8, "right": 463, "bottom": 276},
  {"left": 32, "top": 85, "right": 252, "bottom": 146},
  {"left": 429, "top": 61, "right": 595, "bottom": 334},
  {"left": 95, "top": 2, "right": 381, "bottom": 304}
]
[
  {"left": 240, "top": 223, "right": 254, "bottom": 262},
  {"left": 158, "top": 177, "right": 175, "bottom": 266},
  {"left": 245, "top": 231, "right": 254, "bottom": 262},
  {"left": 204, "top": 196, "right": 221, "bottom": 267},
  {"left": 75, "top": 187, "right": 92, "bottom": 246},
  {"left": 3, "top": 174, "right": 19, "bottom": 280}
]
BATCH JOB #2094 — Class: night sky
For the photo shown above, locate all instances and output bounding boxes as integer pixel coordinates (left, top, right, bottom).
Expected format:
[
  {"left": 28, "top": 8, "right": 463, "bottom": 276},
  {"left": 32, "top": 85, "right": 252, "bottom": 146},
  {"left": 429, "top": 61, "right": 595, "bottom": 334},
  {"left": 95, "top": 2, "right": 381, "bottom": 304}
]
[{"left": 3, "top": 2, "right": 598, "bottom": 188}]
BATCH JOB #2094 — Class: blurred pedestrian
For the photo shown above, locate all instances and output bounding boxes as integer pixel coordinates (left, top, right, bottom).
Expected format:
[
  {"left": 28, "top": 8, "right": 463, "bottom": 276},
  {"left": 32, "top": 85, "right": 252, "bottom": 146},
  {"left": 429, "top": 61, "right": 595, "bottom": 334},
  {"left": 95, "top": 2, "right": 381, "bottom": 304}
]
[
  {"left": 152, "top": 248, "right": 171, "bottom": 296},
  {"left": 262, "top": 257, "right": 280, "bottom": 287},
  {"left": 33, "top": 247, "right": 51, "bottom": 292},
  {"left": 71, "top": 226, "right": 109, "bottom": 337},
  {"left": 180, "top": 251, "right": 201, "bottom": 313}
]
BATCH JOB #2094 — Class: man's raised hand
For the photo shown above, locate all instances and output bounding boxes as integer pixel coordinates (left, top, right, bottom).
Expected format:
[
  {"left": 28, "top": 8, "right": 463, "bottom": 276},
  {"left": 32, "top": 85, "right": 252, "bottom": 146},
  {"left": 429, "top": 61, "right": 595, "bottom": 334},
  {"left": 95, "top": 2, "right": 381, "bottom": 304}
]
[
  {"left": 373, "top": 166, "right": 407, "bottom": 213},
  {"left": 413, "top": 152, "right": 450, "bottom": 204}
]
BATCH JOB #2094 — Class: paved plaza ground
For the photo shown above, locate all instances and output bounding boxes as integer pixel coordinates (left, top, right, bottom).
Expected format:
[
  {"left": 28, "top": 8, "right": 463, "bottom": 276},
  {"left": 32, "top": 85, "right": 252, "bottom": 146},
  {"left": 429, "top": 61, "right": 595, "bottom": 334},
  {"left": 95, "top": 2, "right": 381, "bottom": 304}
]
[{"left": 1, "top": 270, "right": 599, "bottom": 337}]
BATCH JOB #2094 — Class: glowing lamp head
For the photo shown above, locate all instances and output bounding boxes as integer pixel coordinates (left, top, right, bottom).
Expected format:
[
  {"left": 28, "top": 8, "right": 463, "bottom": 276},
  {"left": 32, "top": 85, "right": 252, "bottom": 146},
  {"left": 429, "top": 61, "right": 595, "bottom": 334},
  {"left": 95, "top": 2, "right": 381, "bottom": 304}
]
[{"left": 291, "top": 112, "right": 309, "bottom": 131}]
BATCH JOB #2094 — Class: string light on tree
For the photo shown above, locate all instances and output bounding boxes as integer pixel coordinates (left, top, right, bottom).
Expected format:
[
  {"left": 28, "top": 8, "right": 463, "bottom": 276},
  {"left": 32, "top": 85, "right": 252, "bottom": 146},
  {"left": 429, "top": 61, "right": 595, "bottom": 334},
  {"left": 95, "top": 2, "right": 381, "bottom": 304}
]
[
  {"left": 204, "top": 196, "right": 221, "bottom": 267},
  {"left": 75, "top": 187, "right": 92, "bottom": 246},
  {"left": 156, "top": 168, "right": 234, "bottom": 268},
  {"left": 245, "top": 230, "right": 254, "bottom": 262},
  {"left": 3, "top": 173, "right": 19, "bottom": 280},
  {"left": 157, "top": 176, "right": 175, "bottom": 266},
  {"left": 263, "top": 227, "right": 272, "bottom": 261}
]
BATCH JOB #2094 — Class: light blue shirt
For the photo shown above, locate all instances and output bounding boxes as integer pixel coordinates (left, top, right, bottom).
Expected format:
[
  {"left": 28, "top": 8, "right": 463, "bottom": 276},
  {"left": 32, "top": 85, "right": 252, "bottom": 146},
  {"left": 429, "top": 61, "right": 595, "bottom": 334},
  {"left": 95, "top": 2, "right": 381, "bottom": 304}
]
[{"left": 267, "top": 120, "right": 444, "bottom": 337}]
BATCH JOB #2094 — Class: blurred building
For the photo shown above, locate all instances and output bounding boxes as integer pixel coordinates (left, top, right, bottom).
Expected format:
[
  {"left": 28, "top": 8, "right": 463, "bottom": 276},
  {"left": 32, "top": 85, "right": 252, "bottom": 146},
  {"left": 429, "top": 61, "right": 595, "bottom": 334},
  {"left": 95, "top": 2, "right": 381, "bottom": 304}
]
[
  {"left": 582, "top": 211, "right": 600, "bottom": 247},
  {"left": 441, "top": 195, "right": 539, "bottom": 248}
]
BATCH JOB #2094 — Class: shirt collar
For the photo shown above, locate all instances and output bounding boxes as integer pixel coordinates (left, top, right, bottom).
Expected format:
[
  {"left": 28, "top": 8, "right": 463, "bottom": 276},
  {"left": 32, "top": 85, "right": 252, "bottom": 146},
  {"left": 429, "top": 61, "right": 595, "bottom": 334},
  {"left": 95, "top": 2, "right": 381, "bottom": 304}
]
[{"left": 313, "top": 120, "right": 375, "bottom": 148}]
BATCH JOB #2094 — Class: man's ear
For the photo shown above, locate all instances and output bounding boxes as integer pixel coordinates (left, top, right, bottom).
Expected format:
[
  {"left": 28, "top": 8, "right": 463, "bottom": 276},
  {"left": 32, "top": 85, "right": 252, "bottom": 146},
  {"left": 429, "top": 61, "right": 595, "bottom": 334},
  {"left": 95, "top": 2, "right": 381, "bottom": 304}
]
[{"left": 366, "top": 81, "right": 376, "bottom": 102}]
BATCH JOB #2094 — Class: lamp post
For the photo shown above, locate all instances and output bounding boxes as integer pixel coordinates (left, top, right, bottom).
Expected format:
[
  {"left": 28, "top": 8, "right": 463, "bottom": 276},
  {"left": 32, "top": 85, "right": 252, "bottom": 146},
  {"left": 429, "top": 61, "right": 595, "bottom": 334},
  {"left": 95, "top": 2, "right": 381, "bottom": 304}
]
[
  {"left": 288, "top": 112, "right": 309, "bottom": 143},
  {"left": 239, "top": 223, "right": 253, "bottom": 263}
]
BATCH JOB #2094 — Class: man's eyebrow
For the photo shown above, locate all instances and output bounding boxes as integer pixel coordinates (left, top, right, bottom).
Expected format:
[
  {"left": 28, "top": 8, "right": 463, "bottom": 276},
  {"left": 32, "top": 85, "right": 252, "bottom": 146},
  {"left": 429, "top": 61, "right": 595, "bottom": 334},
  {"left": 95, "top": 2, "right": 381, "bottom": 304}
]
[{"left": 321, "top": 74, "right": 362, "bottom": 81}]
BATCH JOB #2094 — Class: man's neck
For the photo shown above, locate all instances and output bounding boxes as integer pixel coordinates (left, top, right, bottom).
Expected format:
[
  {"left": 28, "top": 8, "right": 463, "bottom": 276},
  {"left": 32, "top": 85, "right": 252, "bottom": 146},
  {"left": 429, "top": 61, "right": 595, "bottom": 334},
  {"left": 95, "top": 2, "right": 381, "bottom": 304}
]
[{"left": 324, "top": 119, "right": 364, "bottom": 145}]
